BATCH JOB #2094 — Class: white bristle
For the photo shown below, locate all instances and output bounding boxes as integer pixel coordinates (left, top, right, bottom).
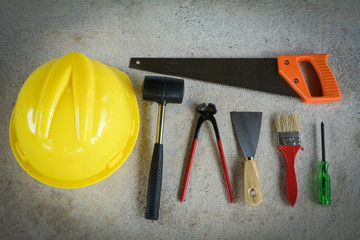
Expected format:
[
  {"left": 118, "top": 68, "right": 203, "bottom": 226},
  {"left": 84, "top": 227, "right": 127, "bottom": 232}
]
[{"left": 275, "top": 114, "right": 300, "bottom": 132}]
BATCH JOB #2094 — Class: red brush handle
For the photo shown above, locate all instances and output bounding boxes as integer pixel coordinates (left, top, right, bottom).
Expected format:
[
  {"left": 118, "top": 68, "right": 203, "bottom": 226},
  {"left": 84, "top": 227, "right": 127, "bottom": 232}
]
[
  {"left": 217, "top": 139, "right": 234, "bottom": 204},
  {"left": 278, "top": 145, "right": 301, "bottom": 207},
  {"left": 180, "top": 139, "right": 198, "bottom": 202}
]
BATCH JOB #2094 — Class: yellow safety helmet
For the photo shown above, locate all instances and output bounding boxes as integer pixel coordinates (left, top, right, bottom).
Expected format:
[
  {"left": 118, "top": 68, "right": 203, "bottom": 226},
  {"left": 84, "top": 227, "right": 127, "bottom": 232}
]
[{"left": 9, "top": 52, "right": 139, "bottom": 188}]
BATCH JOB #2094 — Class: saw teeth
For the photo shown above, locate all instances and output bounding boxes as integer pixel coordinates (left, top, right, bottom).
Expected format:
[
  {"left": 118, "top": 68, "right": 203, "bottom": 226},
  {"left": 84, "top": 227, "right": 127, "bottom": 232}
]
[
  {"left": 129, "top": 60, "right": 300, "bottom": 100},
  {"left": 189, "top": 81, "right": 299, "bottom": 100},
  {"left": 159, "top": 75, "right": 299, "bottom": 100}
]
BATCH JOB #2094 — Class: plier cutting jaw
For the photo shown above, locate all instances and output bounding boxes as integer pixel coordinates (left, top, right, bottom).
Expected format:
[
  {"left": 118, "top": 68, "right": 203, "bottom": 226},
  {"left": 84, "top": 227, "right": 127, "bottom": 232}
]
[
  {"left": 180, "top": 103, "right": 234, "bottom": 203},
  {"left": 193, "top": 103, "right": 220, "bottom": 140}
]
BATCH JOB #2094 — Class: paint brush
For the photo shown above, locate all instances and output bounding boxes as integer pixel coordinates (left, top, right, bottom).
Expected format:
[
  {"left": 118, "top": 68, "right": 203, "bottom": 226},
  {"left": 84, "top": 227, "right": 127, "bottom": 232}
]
[{"left": 275, "top": 114, "right": 301, "bottom": 206}]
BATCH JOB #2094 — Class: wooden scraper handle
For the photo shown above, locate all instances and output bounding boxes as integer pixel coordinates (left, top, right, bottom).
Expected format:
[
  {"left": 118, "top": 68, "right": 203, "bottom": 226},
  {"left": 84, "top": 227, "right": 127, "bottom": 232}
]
[{"left": 244, "top": 159, "right": 263, "bottom": 206}]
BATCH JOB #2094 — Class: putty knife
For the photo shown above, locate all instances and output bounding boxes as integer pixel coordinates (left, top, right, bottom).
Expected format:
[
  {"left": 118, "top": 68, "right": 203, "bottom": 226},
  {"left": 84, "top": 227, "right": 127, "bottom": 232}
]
[{"left": 231, "top": 112, "right": 263, "bottom": 206}]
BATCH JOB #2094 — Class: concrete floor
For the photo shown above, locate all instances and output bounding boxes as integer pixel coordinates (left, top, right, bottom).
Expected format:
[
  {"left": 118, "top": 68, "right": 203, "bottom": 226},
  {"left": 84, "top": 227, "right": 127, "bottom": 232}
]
[{"left": 1, "top": 1, "right": 359, "bottom": 239}]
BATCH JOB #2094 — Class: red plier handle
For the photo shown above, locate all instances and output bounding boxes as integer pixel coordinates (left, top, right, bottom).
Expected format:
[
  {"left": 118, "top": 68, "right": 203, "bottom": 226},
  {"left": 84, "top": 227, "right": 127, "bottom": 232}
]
[{"left": 180, "top": 103, "right": 234, "bottom": 203}]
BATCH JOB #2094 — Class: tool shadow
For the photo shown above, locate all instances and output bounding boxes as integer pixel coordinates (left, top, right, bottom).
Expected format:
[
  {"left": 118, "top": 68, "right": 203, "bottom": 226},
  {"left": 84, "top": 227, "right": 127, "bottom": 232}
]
[
  {"left": 230, "top": 129, "right": 245, "bottom": 205},
  {"left": 177, "top": 105, "right": 202, "bottom": 200},
  {"left": 309, "top": 123, "right": 320, "bottom": 204},
  {"left": 270, "top": 114, "right": 289, "bottom": 205},
  {"left": 135, "top": 89, "right": 153, "bottom": 218}
]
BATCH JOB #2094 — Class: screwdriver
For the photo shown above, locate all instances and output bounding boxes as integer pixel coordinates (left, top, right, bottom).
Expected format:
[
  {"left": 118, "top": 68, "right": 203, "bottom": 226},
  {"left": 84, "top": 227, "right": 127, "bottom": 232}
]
[{"left": 319, "top": 122, "right": 331, "bottom": 205}]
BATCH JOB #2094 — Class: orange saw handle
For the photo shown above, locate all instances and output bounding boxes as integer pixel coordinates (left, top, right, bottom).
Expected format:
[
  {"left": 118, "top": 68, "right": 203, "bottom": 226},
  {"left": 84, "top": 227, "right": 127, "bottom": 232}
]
[{"left": 277, "top": 54, "right": 341, "bottom": 103}]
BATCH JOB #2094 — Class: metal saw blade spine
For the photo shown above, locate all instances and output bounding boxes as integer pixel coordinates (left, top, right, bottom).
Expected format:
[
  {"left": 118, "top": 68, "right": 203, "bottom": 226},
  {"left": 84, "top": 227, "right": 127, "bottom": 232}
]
[
  {"left": 129, "top": 58, "right": 300, "bottom": 99},
  {"left": 130, "top": 60, "right": 298, "bottom": 100}
]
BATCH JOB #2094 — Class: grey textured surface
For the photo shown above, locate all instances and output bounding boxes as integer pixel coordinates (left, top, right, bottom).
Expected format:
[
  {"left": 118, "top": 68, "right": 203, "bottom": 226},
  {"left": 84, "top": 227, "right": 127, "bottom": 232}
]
[{"left": 1, "top": 0, "right": 360, "bottom": 239}]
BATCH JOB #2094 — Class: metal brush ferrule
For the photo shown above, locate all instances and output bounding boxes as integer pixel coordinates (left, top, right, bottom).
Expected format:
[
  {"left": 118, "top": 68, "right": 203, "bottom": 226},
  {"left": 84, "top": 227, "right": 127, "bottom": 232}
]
[{"left": 278, "top": 132, "right": 300, "bottom": 145}]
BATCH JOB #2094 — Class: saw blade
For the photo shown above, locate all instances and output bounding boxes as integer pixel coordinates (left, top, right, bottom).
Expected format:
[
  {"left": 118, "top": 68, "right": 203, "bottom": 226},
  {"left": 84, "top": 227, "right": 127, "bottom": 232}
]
[{"left": 129, "top": 58, "right": 299, "bottom": 98}]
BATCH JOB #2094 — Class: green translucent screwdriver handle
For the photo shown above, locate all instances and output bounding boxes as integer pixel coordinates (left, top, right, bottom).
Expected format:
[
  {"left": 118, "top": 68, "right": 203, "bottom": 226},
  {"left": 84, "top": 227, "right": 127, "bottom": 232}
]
[{"left": 319, "top": 161, "right": 331, "bottom": 205}]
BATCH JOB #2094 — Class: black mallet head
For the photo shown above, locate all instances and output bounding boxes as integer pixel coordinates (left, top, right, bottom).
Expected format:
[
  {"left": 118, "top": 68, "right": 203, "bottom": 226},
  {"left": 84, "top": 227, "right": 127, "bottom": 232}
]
[{"left": 143, "top": 76, "right": 184, "bottom": 104}]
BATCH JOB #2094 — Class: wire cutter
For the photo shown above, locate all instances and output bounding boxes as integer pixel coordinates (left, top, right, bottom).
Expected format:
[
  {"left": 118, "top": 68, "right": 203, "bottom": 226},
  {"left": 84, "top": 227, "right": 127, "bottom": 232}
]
[{"left": 180, "top": 103, "right": 234, "bottom": 203}]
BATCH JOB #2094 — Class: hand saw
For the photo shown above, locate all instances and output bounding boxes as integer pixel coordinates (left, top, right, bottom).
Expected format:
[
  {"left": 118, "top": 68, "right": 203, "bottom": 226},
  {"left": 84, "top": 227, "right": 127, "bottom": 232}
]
[{"left": 129, "top": 54, "right": 341, "bottom": 103}]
